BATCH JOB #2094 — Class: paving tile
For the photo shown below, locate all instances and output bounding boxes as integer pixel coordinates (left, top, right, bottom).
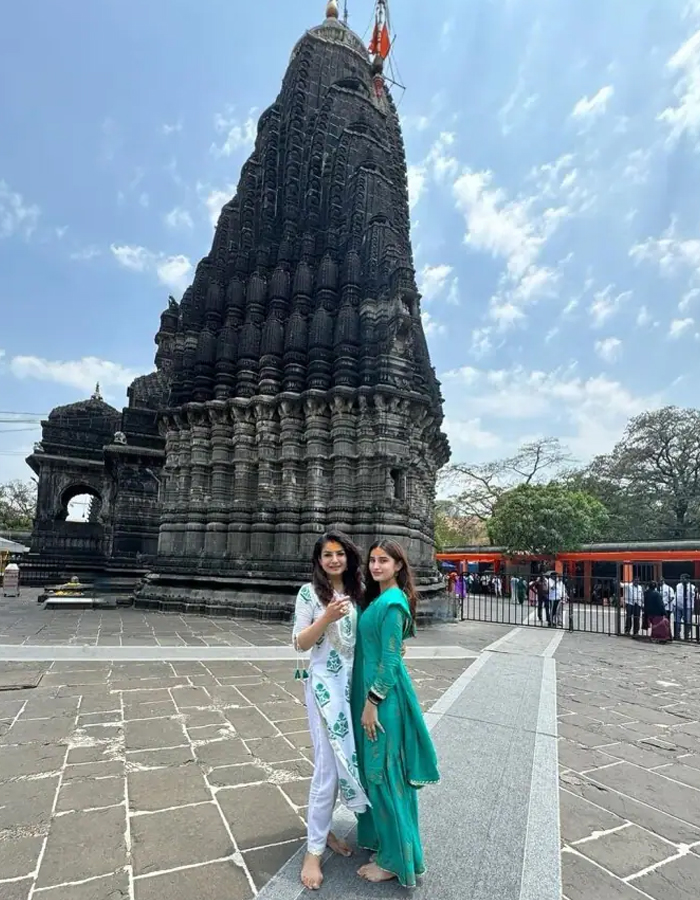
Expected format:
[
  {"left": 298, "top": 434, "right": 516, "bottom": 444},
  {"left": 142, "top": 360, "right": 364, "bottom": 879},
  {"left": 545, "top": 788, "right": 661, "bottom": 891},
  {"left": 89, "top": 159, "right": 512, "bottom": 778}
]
[
  {"left": 559, "top": 788, "right": 627, "bottom": 843},
  {"left": 218, "top": 783, "right": 306, "bottom": 851},
  {"left": 632, "top": 850, "right": 700, "bottom": 899},
  {"left": 558, "top": 743, "right": 617, "bottom": 773},
  {"left": 126, "top": 745, "right": 194, "bottom": 768},
  {"left": 0, "top": 742, "right": 66, "bottom": 778},
  {"left": 194, "top": 738, "right": 251, "bottom": 768},
  {"left": 0, "top": 775, "right": 59, "bottom": 829},
  {"left": 245, "top": 736, "right": 301, "bottom": 763},
  {"left": 180, "top": 708, "right": 228, "bottom": 728},
  {"left": 243, "top": 839, "right": 304, "bottom": 890},
  {"left": 269, "top": 758, "right": 314, "bottom": 780},
  {"left": 562, "top": 850, "right": 652, "bottom": 899},
  {"left": 235, "top": 681, "right": 295, "bottom": 706},
  {"left": 208, "top": 763, "right": 268, "bottom": 787},
  {"left": 35, "top": 806, "right": 128, "bottom": 888},
  {"left": 576, "top": 824, "right": 677, "bottom": 878},
  {"left": 0, "top": 834, "right": 45, "bottom": 879},
  {"left": 0, "top": 878, "right": 32, "bottom": 900},
  {"left": 128, "top": 763, "right": 210, "bottom": 811},
  {"left": 134, "top": 859, "right": 253, "bottom": 900},
  {"left": 591, "top": 763, "right": 700, "bottom": 827},
  {"left": 124, "top": 718, "right": 186, "bottom": 751},
  {"left": 124, "top": 701, "right": 176, "bottom": 720},
  {"left": 279, "top": 778, "right": 311, "bottom": 808},
  {"left": 63, "top": 760, "right": 124, "bottom": 781},
  {"left": 56, "top": 775, "right": 125, "bottom": 812},
  {"left": 35, "top": 871, "right": 130, "bottom": 899},
  {"left": 223, "top": 707, "right": 277, "bottom": 739},
  {"left": 130, "top": 803, "right": 231, "bottom": 875}
]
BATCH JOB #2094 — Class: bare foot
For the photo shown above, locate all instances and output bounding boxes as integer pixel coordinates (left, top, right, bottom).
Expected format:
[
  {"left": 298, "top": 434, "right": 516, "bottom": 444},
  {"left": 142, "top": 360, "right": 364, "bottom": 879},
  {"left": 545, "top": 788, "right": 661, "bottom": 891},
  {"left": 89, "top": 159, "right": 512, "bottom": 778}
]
[
  {"left": 301, "top": 853, "right": 323, "bottom": 890},
  {"left": 327, "top": 832, "right": 352, "bottom": 857},
  {"left": 358, "top": 862, "right": 396, "bottom": 883}
]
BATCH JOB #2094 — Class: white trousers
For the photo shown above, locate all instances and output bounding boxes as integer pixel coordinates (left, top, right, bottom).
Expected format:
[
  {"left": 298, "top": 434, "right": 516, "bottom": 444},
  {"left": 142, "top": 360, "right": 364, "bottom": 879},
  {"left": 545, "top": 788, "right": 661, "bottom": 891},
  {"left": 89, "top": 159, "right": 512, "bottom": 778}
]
[{"left": 305, "top": 680, "right": 338, "bottom": 855}]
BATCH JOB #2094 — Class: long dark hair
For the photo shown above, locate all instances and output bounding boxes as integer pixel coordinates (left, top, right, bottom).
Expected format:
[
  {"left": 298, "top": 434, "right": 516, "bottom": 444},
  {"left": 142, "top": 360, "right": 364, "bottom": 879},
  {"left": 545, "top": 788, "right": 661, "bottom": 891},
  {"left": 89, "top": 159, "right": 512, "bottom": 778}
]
[
  {"left": 311, "top": 530, "right": 364, "bottom": 607},
  {"left": 363, "top": 539, "right": 419, "bottom": 627}
]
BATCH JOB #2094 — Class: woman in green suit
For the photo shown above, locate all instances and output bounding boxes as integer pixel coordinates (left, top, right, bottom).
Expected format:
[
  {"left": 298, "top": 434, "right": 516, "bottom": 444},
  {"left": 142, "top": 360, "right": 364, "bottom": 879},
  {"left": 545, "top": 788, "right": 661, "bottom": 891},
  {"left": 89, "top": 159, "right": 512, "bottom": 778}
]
[{"left": 352, "top": 539, "right": 440, "bottom": 886}]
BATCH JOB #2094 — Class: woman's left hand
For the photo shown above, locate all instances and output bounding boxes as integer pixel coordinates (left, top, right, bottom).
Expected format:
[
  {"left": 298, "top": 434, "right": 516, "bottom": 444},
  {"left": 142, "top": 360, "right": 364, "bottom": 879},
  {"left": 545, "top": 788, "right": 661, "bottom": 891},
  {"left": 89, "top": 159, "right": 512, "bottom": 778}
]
[{"left": 361, "top": 700, "right": 383, "bottom": 742}]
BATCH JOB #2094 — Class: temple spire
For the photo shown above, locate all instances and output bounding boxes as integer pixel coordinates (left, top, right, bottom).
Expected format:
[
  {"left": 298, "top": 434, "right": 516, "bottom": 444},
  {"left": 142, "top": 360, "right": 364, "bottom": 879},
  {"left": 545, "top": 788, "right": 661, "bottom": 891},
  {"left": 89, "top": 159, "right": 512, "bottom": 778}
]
[{"left": 326, "top": 0, "right": 339, "bottom": 19}]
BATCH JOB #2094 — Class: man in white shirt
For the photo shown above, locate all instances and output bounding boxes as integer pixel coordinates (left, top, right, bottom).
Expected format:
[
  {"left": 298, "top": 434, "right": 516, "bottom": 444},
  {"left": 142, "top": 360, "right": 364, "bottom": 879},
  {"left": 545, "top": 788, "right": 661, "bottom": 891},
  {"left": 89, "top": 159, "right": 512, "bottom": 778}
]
[
  {"left": 674, "top": 574, "right": 697, "bottom": 641},
  {"left": 547, "top": 573, "right": 568, "bottom": 628},
  {"left": 659, "top": 579, "right": 675, "bottom": 620},
  {"left": 622, "top": 577, "right": 644, "bottom": 636}
]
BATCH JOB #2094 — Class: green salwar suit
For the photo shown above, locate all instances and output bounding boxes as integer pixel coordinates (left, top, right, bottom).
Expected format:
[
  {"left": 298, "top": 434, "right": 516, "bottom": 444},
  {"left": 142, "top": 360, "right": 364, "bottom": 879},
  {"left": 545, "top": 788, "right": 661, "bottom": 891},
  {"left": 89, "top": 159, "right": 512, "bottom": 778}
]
[{"left": 351, "top": 586, "right": 439, "bottom": 887}]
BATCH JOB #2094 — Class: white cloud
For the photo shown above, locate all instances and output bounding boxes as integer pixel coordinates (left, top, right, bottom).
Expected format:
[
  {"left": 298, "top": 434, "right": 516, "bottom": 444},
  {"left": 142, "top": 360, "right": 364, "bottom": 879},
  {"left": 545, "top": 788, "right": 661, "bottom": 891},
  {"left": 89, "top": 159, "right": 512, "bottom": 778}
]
[
  {"left": 589, "top": 285, "right": 631, "bottom": 327},
  {"left": 594, "top": 337, "right": 622, "bottom": 362},
  {"left": 623, "top": 148, "right": 652, "bottom": 185},
  {"left": 680, "top": 287, "right": 700, "bottom": 311},
  {"left": 571, "top": 85, "right": 614, "bottom": 121},
  {"left": 0, "top": 180, "right": 40, "bottom": 239},
  {"left": 631, "top": 227, "right": 700, "bottom": 277},
  {"left": 211, "top": 108, "right": 257, "bottom": 158},
  {"left": 443, "top": 417, "right": 502, "bottom": 451},
  {"left": 164, "top": 207, "right": 194, "bottom": 230},
  {"left": 421, "top": 311, "right": 446, "bottom": 336},
  {"left": 10, "top": 355, "right": 138, "bottom": 394},
  {"left": 162, "top": 120, "right": 183, "bottom": 136},
  {"left": 471, "top": 327, "right": 493, "bottom": 357},
  {"left": 69, "top": 246, "right": 101, "bottom": 262},
  {"left": 669, "top": 317, "right": 695, "bottom": 338},
  {"left": 110, "top": 244, "right": 193, "bottom": 295},
  {"left": 636, "top": 305, "right": 652, "bottom": 327},
  {"left": 199, "top": 185, "right": 235, "bottom": 228},
  {"left": 659, "top": 28, "right": 700, "bottom": 145},
  {"left": 407, "top": 165, "right": 426, "bottom": 210},
  {"left": 418, "top": 264, "right": 453, "bottom": 302},
  {"left": 440, "top": 364, "right": 659, "bottom": 462},
  {"left": 426, "top": 132, "right": 459, "bottom": 182},
  {"left": 156, "top": 255, "right": 193, "bottom": 292}
]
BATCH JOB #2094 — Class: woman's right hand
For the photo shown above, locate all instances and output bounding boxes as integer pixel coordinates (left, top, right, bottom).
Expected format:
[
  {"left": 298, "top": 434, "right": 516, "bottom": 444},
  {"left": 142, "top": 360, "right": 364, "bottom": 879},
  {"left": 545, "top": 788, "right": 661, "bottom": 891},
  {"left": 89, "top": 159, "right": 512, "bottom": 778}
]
[{"left": 324, "top": 597, "right": 350, "bottom": 623}]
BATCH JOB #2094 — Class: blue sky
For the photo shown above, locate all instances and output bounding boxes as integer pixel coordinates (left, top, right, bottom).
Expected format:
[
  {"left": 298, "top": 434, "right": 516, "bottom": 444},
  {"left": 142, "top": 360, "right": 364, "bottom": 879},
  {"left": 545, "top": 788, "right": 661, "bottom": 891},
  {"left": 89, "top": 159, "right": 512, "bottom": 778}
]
[{"left": 2, "top": 0, "right": 700, "bottom": 484}]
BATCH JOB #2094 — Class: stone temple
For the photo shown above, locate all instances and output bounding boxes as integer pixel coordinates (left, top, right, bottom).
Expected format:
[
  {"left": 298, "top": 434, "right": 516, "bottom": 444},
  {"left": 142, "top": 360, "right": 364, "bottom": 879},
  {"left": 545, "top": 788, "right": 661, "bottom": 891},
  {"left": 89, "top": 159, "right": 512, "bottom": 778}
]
[{"left": 24, "top": 2, "right": 450, "bottom": 617}]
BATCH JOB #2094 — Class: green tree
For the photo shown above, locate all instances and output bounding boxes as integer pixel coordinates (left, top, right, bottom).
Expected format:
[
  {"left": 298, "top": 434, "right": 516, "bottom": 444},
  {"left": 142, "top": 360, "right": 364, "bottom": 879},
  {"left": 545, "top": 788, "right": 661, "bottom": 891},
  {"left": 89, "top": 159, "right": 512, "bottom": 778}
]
[
  {"left": 487, "top": 483, "right": 609, "bottom": 556},
  {"left": 439, "top": 437, "right": 573, "bottom": 523},
  {"left": 572, "top": 407, "right": 700, "bottom": 541},
  {"left": 0, "top": 479, "right": 37, "bottom": 531}
]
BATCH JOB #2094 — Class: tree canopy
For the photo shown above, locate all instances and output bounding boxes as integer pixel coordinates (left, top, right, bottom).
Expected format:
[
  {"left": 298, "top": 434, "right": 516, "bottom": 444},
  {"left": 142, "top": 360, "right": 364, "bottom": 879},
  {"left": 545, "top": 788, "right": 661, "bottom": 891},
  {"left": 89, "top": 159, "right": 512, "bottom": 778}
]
[
  {"left": 487, "top": 483, "right": 609, "bottom": 556},
  {"left": 0, "top": 480, "right": 37, "bottom": 531}
]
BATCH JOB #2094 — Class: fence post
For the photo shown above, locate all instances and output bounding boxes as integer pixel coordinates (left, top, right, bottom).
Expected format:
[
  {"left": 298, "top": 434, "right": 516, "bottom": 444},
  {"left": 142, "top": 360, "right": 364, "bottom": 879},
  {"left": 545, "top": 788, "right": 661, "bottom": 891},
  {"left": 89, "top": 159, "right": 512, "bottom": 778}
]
[{"left": 615, "top": 562, "right": 622, "bottom": 636}]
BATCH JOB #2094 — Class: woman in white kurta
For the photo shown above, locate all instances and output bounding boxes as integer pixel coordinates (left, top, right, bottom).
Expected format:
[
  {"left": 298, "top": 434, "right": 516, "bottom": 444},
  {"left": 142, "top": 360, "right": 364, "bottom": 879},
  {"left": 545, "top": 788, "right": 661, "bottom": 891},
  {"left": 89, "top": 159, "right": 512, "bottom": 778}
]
[{"left": 292, "top": 530, "right": 369, "bottom": 891}]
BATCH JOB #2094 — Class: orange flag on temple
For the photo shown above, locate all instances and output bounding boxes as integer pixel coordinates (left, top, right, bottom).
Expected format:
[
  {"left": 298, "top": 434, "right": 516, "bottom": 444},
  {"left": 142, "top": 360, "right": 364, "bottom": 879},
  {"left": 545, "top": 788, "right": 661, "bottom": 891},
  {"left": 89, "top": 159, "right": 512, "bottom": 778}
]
[
  {"left": 379, "top": 23, "right": 390, "bottom": 59},
  {"left": 369, "top": 23, "right": 380, "bottom": 55}
]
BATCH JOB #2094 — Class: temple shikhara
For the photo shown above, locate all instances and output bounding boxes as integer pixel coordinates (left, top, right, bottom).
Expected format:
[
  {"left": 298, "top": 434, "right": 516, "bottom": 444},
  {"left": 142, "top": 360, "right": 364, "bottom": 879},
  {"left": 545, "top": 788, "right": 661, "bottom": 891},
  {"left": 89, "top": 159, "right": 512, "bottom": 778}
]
[{"left": 24, "top": 1, "right": 450, "bottom": 616}]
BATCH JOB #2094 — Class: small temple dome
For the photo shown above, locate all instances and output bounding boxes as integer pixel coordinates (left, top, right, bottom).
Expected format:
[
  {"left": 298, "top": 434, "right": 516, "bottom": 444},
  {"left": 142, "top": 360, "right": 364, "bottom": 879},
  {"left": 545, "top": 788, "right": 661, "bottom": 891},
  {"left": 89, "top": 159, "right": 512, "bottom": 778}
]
[{"left": 48, "top": 384, "right": 120, "bottom": 423}]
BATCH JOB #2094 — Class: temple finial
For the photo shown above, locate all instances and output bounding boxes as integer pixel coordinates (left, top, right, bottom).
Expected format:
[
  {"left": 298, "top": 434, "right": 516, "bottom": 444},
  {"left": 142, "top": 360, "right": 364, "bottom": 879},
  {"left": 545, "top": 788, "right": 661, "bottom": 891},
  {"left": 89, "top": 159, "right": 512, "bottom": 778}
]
[
  {"left": 91, "top": 382, "right": 103, "bottom": 401},
  {"left": 326, "top": 0, "right": 339, "bottom": 19}
]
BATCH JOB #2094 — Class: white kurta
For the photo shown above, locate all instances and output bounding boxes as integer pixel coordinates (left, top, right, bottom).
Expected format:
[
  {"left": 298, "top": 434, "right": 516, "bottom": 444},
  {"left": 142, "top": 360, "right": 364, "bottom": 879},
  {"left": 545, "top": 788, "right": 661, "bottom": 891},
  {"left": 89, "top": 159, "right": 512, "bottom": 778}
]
[{"left": 292, "top": 583, "right": 369, "bottom": 814}]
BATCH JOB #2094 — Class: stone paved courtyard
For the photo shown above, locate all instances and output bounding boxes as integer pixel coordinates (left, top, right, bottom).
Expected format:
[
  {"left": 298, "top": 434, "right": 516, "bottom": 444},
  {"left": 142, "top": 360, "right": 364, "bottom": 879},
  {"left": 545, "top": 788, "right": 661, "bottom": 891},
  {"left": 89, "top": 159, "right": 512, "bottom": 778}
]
[{"left": 0, "top": 592, "right": 699, "bottom": 898}]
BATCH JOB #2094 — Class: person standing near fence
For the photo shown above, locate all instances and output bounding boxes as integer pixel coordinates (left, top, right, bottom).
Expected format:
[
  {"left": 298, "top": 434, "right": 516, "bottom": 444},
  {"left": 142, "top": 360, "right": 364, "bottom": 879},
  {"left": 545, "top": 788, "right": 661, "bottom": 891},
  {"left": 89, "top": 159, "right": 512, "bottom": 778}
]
[
  {"left": 659, "top": 578, "right": 675, "bottom": 628},
  {"left": 673, "top": 574, "right": 697, "bottom": 641},
  {"left": 622, "top": 577, "right": 644, "bottom": 636}
]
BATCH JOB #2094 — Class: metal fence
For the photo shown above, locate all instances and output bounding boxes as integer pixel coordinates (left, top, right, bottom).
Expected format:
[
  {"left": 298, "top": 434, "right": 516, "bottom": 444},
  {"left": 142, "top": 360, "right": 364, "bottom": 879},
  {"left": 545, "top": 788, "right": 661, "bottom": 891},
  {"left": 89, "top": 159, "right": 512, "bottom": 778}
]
[{"left": 455, "top": 573, "right": 700, "bottom": 642}]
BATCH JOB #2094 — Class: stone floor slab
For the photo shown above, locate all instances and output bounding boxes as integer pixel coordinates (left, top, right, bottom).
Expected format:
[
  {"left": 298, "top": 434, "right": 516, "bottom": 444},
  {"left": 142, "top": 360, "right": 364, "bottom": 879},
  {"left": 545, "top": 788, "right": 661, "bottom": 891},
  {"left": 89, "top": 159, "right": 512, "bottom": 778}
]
[
  {"left": 218, "top": 783, "right": 306, "bottom": 851},
  {"left": 0, "top": 878, "right": 32, "bottom": 900},
  {"left": 55, "top": 776, "right": 125, "bottom": 813},
  {"left": 35, "top": 870, "right": 131, "bottom": 899},
  {"left": 559, "top": 788, "right": 627, "bottom": 843},
  {"left": 134, "top": 860, "right": 253, "bottom": 900},
  {"left": 576, "top": 824, "right": 678, "bottom": 879},
  {"left": 130, "top": 802, "right": 231, "bottom": 876},
  {"left": 128, "top": 763, "right": 210, "bottom": 811},
  {"left": 562, "top": 851, "right": 651, "bottom": 900},
  {"left": 632, "top": 850, "right": 700, "bottom": 899},
  {"left": 0, "top": 834, "right": 44, "bottom": 880},
  {"left": 243, "top": 840, "right": 304, "bottom": 892},
  {"left": 35, "top": 806, "right": 128, "bottom": 888}
]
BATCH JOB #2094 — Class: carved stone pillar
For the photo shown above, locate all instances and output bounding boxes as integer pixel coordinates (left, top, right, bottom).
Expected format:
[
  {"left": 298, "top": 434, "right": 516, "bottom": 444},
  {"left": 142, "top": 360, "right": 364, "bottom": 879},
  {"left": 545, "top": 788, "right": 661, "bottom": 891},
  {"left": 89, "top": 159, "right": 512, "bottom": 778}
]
[
  {"left": 300, "top": 395, "right": 332, "bottom": 556},
  {"left": 275, "top": 397, "right": 304, "bottom": 558},
  {"left": 205, "top": 401, "right": 231, "bottom": 558},
  {"left": 227, "top": 401, "right": 255, "bottom": 559},
  {"left": 328, "top": 394, "right": 356, "bottom": 530},
  {"left": 251, "top": 399, "right": 279, "bottom": 560},
  {"left": 184, "top": 405, "right": 210, "bottom": 557}
]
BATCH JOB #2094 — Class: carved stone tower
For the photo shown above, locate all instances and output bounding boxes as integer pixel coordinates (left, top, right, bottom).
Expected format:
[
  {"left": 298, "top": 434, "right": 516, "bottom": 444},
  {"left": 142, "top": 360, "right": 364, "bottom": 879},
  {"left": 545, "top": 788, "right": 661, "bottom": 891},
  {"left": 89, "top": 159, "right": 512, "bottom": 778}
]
[{"left": 137, "top": 5, "right": 450, "bottom": 616}]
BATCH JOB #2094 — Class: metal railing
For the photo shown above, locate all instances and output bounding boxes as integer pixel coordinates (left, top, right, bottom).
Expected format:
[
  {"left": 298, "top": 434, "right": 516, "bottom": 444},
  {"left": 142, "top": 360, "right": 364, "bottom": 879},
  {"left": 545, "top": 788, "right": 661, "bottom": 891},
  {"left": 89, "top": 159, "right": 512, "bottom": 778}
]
[{"left": 454, "top": 574, "right": 700, "bottom": 642}]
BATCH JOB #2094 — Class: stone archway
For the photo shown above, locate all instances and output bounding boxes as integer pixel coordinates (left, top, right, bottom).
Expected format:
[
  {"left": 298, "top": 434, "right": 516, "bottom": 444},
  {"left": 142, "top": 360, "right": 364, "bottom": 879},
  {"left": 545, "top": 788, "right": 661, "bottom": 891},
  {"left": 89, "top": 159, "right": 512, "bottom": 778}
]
[{"left": 56, "top": 483, "right": 103, "bottom": 524}]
